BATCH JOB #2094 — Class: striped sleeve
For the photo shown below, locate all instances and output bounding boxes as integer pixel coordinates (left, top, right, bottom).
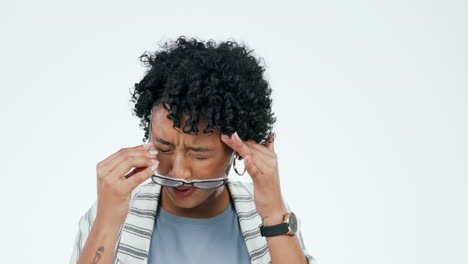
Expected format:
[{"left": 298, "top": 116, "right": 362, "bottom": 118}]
[
  {"left": 284, "top": 200, "right": 318, "bottom": 264},
  {"left": 70, "top": 200, "right": 98, "bottom": 264}
]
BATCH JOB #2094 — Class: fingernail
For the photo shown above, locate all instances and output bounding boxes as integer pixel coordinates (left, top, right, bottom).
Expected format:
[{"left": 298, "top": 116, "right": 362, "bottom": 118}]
[
  {"left": 151, "top": 163, "right": 159, "bottom": 171},
  {"left": 151, "top": 159, "right": 159, "bottom": 164},
  {"left": 149, "top": 150, "right": 158, "bottom": 155},
  {"left": 234, "top": 132, "right": 241, "bottom": 142},
  {"left": 143, "top": 142, "right": 152, "bottom": 149},
  {"left": 222, "top": 134, "right": 229, "bottom": 140}
]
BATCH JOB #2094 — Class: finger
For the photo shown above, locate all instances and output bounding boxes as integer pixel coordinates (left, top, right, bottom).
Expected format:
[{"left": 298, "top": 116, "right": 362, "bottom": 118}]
[
  {"left": 264, "top": 133, "right": 275, "bottom": 152},
  {"left": 244, "top": 155, "right": 262, "bottom": 179},
  {"left": 98, "top": 142, "right": 154, "bottom": 169},
  {"left": 105, "top": 146, "right": 158, "bottom": 175},
  {"left": 106, "top": 152, "right": 159, "bottom": 181},
  {"left": 247, "top": 150, "right": 276, "bottom": 168},
  {"left": 220, "top": 131, "right": 252, "bottom": 159},
  {"left": 240, "top": 144, "right": 276, "bottom": 173},
  {"left": 244, "top": 140, "right": 275, "bottom": 157},
  {"left": 123, "top": 166, "right": 146, "bottom": 179},
  {"left": 124, "top": 163, "right": 159, "bottom": 191}
]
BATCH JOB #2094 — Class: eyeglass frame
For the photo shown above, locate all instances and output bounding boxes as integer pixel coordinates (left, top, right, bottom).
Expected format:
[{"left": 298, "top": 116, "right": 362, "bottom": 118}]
[
  {"left": 151, "top": 173, "right": 229, "bottom": 189},
  {"left": 147, "top": 109, "right": 236, "bottom": 189}
]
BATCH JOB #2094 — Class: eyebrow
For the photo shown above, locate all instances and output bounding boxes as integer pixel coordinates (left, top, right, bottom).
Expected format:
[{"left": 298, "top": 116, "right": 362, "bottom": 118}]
[{"left": 153, "top": 136, "right": 213, "bottom": 152}]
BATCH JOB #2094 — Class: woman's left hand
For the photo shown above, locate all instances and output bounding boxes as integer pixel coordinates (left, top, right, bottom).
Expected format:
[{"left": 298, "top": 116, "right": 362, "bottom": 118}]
[{"left": 221, "top": 131, "right": 287, "bottom": 225}]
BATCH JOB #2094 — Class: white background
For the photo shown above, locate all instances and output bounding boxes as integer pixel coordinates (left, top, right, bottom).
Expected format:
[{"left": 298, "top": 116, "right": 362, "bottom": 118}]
[{"left": 1, "top": 0, "right": 467, "bottom": 263}]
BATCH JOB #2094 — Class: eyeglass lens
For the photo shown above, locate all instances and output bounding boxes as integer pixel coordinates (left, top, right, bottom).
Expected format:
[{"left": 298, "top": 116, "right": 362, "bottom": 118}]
[
  {"left": 192, "top": 181, "right": 225, "bottom": 189},
  {"left": 152, "top": 176, "right": 183, "bottom": 188},
  {"left": 151, "top": 175, "right": 226, "bottom": 189}
]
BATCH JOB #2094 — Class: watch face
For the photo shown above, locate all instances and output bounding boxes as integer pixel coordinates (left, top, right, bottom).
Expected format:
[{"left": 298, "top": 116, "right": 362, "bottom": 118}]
[{"left": 289, "top": 212, "right": 298, "bottom": 233}]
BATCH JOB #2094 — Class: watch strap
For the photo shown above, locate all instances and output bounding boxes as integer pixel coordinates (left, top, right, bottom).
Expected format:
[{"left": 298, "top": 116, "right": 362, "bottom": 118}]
[{"left": 260, "top": 222, "right": 289, "bottom": 237}]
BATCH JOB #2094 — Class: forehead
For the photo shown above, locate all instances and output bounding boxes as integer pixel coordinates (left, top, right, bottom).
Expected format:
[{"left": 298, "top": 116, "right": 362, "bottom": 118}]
[{"left": 150, "top": 105, "right": 220, "bottom": 142}]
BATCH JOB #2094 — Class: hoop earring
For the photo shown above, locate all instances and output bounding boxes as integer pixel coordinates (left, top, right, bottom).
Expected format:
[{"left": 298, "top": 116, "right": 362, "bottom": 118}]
[{"left": 233, "top": 154, "right": 246, "bottom": 176}]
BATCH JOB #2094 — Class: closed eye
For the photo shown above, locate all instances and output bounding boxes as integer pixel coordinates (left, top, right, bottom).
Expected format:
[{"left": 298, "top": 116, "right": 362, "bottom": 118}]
[
  {"left": 156, "top": 148, "right": 170, "bottom": 153},
  {"left": 156, "top": 148, "right": 210, "bottom": 160},
  {"left": 157, "top": 148, "right": 209, "bottom": 160}
]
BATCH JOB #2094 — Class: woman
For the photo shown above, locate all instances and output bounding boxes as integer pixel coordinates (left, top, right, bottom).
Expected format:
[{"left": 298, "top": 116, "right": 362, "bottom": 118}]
[{"left": 71, "top": 36, "right": 316, "bottom": 264}]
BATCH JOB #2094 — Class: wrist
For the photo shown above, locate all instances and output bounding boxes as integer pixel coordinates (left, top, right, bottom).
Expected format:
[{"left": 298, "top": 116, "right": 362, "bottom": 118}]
[
  {"left": 93, "top": 216, "right": 124, "bottom": 234},
  {"left": 261, "top": 208, "right": 288, "bottom": 226}
]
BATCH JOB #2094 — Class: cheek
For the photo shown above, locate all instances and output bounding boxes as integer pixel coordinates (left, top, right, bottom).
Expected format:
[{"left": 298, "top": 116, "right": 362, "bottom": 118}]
[{"left": 195, "top": 163, "right": 223, "bottom": 177}]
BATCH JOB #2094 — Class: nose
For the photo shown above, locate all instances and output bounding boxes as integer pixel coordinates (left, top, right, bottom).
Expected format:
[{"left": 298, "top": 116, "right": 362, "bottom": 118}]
[{"left": 167, "top": 152, "right": 192, "bottom": 181}]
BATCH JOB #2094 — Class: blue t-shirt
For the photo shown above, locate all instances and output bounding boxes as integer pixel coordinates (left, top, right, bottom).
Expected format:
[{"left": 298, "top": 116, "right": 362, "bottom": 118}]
[{"left": 148, "top": 202, "right": 251, "bottom": 264}]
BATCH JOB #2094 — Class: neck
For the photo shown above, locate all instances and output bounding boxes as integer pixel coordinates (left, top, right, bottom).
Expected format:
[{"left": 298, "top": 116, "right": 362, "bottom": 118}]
[{"left": 159, "top": 185, "right": 231, "bottom": 219}]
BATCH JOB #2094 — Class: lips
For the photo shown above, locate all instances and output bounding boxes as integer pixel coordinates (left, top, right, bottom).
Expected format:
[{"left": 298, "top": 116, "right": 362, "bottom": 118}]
[
  {"left": 172, "top": 186, "right": 195, "bottom": 197},
  {"left": 176, "top": 187, "right": 192, "bottom": 192}
]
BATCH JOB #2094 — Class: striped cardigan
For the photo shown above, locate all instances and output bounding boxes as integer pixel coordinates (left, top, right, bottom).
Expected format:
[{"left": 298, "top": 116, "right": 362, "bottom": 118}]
[{"left": 70, "top": 180, "right": 317, "bottom": 264}]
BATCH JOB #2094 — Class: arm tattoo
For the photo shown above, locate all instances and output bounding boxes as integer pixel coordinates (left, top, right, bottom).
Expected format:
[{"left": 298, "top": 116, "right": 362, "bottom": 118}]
[{"left": 91, "top": 246, "right": 104, "bottom": 264}]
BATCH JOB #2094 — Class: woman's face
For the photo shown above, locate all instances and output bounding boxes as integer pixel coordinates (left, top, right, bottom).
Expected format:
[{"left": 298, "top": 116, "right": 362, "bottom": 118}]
[{"left": 150, "top": 105, "right": 235, "bottom": 209}]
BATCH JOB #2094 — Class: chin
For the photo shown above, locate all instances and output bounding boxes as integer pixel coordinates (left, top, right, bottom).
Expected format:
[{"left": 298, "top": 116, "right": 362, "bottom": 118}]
[
  {"left": 164, "top": 187, "right": 219, "bottom": 209},
  {"left": 174, "top": 196, "right": 202, "bottom": 208},
  {"left": 164, "top": 187, "right": 203, "bottom": 208}
]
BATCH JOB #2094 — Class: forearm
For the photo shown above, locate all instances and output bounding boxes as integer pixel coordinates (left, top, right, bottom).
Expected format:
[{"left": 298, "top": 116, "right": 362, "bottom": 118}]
[
  {"left": 77, "top": 218, "right": 121, "bottom": 264},
  {"left": 263, "top": 213, "right": 308, "bottom": 264}
]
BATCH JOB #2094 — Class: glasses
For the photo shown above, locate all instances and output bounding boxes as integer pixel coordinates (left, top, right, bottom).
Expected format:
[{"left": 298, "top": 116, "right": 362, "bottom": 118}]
[
  {"left": 151, "top": 173, "right": 229, "bottom": 189},
  {"left": 147, "top": 111, "right": 234, "bottom": 190}
]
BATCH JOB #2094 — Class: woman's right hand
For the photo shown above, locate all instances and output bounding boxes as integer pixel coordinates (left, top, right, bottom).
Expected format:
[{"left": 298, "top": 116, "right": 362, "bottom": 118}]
[{"left": 95, "top": 142, "right": 159, "bottom": 228}]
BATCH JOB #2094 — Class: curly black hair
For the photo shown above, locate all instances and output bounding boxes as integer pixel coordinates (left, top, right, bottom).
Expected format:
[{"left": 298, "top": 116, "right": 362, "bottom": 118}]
[{"left": 129, "top": 36, "right": 276, "bottom": 145}]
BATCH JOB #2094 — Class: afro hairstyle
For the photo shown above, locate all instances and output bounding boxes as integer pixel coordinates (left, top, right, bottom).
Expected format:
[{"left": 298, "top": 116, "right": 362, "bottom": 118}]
[{"left": 129, "top": 35, "right": 277, "bottom": 145}]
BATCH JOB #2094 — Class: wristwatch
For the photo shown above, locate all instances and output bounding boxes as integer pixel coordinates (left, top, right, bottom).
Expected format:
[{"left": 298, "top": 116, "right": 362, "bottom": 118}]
[{"left": 259, "top": 211, "right": 298, "bottom": 237}]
